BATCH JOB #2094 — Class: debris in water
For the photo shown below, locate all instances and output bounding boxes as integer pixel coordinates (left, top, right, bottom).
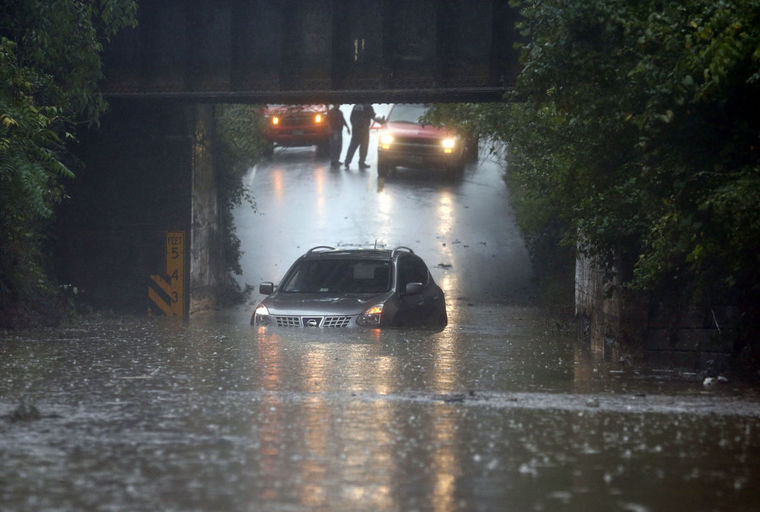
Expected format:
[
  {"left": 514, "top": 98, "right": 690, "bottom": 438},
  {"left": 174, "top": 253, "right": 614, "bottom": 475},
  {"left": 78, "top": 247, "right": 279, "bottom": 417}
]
[
  {"left": 434, "top": 393, "right": 466, "bottom": 403},
  {"left": 8, "top": 402, "right": 41, "bottom": 422}
]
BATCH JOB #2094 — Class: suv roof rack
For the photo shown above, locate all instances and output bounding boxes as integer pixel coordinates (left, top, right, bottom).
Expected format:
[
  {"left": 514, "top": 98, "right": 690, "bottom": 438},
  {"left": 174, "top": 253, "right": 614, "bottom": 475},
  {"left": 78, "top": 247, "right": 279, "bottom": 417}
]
[
  {"left": 306, "top": 246, "right": 335, "bottom": 254},
  {"left": 392, "top": 246, "right": 415, "bottom": 258},
  {"left": 336, "top": 241, "right": 388, "bottom": 250}
]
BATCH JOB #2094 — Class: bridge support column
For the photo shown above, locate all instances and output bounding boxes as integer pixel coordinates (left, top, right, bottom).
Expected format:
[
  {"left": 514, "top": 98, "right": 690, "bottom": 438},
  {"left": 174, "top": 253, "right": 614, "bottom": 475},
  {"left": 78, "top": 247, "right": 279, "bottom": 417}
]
[
  {"left": 189, "top": 104, "right": 224, "bottom": 314},
  {"left": 57, "top": 101, "right": 230, "bottom": 316},
  {"left": 575, "top": 248, "right": 738, "bottom": 369}
]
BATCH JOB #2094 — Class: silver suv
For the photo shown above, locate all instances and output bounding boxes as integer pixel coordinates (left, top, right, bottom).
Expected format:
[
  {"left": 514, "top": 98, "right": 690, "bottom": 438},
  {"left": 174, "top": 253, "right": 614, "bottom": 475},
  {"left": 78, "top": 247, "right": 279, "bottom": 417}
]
[{"left": 252, "top": 246, "right": 447, "bottom": 329}]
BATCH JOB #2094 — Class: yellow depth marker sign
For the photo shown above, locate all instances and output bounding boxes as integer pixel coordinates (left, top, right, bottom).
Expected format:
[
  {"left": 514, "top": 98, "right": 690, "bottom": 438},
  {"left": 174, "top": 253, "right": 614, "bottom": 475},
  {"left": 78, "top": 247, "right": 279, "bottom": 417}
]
[{"left": 148, "top": 231, "right": 185, "bottom": 316}]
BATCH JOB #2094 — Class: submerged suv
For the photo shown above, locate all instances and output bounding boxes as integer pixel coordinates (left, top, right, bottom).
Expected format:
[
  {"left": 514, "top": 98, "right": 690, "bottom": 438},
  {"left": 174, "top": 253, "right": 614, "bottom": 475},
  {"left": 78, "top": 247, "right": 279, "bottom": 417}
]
[{"left": 252, "top": 246, "right": 447, "bottom": 329}]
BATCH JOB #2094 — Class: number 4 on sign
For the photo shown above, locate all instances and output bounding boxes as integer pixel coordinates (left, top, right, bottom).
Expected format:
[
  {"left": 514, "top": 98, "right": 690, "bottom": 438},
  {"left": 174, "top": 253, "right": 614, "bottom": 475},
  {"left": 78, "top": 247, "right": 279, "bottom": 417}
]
[{"left": 148, "top": 231, "right": 185, "bottom": 316}]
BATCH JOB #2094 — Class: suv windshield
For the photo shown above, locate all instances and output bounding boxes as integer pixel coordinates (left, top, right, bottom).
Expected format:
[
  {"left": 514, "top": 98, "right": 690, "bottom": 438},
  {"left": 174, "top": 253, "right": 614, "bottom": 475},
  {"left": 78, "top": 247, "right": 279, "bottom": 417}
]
[
  {"left": 281, "top": 259, "right": 391, "bottom": 294},
  {"left": 387, "top": 104, "right": 428, "bottom": 124}
]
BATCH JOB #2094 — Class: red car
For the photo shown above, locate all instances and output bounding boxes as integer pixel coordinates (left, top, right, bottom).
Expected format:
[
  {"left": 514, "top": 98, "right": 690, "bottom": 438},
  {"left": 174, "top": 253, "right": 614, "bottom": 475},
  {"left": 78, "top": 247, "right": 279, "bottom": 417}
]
[
  {"left": 376, "top": 104, "right": 476, "bottom": 178},
  {"left": 261, "top": 105, "right": 330, "bottom": 156}
]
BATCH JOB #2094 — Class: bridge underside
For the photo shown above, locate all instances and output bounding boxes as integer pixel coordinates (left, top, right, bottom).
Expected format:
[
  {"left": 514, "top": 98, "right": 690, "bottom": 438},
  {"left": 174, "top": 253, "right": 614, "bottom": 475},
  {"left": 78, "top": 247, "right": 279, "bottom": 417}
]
[{"left": 102, "top": 0, "right": 520, "bottom": 104}]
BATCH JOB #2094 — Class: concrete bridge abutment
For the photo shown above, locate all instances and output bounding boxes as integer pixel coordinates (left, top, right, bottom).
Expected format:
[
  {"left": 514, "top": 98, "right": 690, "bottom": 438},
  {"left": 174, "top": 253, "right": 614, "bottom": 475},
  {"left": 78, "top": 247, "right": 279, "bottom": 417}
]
[
  {"left": 188, "top": 104, "right": 225, "bottom": 315},
  {"left": 57, "top": 101, "right": 227, "bottom": 316},
  {"left": 575, "top": 252, "right": 739, "bottom": 372}
]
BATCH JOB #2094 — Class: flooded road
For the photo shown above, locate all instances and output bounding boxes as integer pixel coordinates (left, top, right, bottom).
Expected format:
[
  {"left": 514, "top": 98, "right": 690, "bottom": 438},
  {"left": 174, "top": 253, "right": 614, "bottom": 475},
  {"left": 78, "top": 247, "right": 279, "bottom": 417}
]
[
  {"left": 2, "top": 110, "right": 760, "bottom": 511},
  {"left": 3, "top": 311, "right": 760, "bottom": 511}
]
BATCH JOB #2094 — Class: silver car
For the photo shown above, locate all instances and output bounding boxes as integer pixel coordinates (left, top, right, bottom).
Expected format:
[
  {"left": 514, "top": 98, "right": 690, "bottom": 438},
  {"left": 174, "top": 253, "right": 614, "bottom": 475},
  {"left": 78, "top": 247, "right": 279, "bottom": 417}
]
[{"left": 251, "top": 246, "right": 447, "bottom": 329}]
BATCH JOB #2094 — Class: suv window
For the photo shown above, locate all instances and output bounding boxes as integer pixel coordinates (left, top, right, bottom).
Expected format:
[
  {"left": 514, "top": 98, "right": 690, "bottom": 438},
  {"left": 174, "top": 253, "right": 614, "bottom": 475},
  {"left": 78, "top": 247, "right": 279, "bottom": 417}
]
[
  {"left": 281, "top": 259, "right": 391, "bottom": 294},
  {"left": 397, "top": 255, "right": 429, "bottom": 291}
]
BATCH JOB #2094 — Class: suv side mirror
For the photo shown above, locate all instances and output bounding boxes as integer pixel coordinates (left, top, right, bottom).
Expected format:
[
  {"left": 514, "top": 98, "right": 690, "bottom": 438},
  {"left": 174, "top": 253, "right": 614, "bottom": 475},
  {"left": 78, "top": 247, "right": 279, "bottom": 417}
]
[
  {"left": 259, "top": 282, "right": 274, "bottom": 295},
  {"left": 404, "top": 282, "right": 424, "bottom": 295}
]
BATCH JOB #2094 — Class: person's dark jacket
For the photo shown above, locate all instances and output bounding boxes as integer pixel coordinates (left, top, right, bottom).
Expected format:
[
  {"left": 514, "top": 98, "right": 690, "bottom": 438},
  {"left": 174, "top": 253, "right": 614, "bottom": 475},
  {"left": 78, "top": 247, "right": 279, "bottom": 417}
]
[
  {"left": 328, "top": 107, "right": 348, "bottom": 133},
  {"left": 350, "top": 104, "right": 377, "bottom": 130}
]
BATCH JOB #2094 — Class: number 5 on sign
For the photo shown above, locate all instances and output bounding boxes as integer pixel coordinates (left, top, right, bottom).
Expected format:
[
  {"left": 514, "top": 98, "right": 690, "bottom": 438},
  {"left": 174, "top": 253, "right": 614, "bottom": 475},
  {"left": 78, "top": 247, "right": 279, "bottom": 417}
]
[{"left": 148, "top": 231, "right": 185, "bottom": 316}]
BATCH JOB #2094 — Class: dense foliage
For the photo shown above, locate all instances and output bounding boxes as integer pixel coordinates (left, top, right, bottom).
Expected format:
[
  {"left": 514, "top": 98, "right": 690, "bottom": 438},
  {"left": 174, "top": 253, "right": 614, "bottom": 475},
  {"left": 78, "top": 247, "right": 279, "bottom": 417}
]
[
  {"left": 0, "top": 0, "right": 136, "bottom": 325},
  {"left": 430, "top": 0, "right": 760, "bottom": 310},
  {"left": 214, "top": 105, "right": 268, "bottom": 304}
]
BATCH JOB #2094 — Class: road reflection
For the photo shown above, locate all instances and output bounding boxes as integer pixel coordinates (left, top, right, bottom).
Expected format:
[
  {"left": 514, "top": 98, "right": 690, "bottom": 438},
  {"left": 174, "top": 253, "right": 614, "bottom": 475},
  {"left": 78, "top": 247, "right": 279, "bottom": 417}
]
[
  {"left": 430, "top": 405, "right": 459, "bottom": 512},
  {"left": 271, "top": 167, "right": 284, "bottom": 203},
  {"left": 251, "top": 328, "right": 472, "bottom": 511},
  {"left": 314, "top": 165, "right": 326, "bottom": 224},
  {"left": 255, "top": 331, "right": 286, "bottom": 503},
  {"left": 375, "top": 188, "right": 394, "bottom": 240}
]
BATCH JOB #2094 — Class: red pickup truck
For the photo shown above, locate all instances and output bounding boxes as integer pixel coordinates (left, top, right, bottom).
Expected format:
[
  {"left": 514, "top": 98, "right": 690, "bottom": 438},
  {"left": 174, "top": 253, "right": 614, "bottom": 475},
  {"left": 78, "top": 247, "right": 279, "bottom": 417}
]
[
  {"left": 376, "top": 104, "right": 477, "bottom": 179},
  {"left": 261, "top": 105, "right": 330, "bottom": 157}
]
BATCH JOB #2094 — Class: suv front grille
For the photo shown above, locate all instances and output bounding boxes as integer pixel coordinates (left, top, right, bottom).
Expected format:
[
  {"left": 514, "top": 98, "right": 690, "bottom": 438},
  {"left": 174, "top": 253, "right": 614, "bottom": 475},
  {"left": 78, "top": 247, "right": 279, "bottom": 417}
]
[
  {"left": 275, "top": 316, "right": 301, "bottom": 327},
  {"left": 279, "top": 113, "right": 320, "bottom": 128},
  {"left": 323, "top": 316, "right": 352, "bottom": 327},
  {"left": 393, "top": 135, "right": 439, "bottom": 146},
  {"left": 273, "top": 315, "right": 353, "bottom": 328},
  {"left": 387, "top": 138, "right": 445, "bottom": 157}
]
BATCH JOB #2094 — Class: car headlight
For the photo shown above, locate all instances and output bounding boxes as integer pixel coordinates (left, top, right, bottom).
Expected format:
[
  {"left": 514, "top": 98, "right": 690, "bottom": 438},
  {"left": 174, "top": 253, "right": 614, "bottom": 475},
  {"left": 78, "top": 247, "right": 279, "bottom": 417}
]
[
  {"left": 253, "top": 304, "right": 272, "bottom": 326},
  {"left": 441, "top": 137, "right": 457, "bottom": 153},
  {"left": 314, "top": 114, "right": 323, "bottom": 124},
  {"left": 271, "top": 116, "right": 280, "bottom": 126},
  {"left": 357, "top": 304, "right": 383, "bottom": 327},
  {"left": 379, "top": 132, "right": 394, "bottom": 150}
]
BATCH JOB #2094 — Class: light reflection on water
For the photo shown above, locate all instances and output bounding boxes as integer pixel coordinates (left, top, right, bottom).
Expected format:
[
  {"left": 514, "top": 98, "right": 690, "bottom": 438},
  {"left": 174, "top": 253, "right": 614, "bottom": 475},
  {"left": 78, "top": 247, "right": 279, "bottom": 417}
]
[{"left": 1, "top": 310, "right": 759, "bottom": 511}]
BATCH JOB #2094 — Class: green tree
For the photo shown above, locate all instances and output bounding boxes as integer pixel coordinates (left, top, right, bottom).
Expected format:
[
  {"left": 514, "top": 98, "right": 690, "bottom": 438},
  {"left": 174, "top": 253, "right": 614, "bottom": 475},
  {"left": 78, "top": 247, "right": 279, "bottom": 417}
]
[
  {"left": 0, "top": 0, "right": 136, "bottom": 326},
  {"left": 431, "top": 1, "right": 760, "bottom": 312}
]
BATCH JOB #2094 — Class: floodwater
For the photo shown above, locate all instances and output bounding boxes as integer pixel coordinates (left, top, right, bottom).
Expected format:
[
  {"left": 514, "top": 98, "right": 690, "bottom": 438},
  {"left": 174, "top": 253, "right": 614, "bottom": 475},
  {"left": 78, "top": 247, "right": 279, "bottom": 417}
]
[
  {"left": 3, "top": 310, "right": 760, "bottom": 511},
  {"left": 2, "top": 106, "right": 760, "bottom": 511}
]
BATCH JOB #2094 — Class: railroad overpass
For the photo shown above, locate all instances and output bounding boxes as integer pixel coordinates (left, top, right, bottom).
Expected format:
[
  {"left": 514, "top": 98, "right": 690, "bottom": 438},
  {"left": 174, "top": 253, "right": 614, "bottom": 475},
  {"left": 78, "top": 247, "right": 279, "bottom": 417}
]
[{"left": 101, "top": 0, "right": 520, "bottom": 103}]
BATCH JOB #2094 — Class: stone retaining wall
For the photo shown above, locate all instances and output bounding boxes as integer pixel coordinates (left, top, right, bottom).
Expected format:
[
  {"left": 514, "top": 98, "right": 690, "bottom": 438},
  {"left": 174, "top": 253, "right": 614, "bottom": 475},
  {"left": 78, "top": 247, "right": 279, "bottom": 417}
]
[{"left": 575, "top": 252, "right": 734, "bottom": 371}]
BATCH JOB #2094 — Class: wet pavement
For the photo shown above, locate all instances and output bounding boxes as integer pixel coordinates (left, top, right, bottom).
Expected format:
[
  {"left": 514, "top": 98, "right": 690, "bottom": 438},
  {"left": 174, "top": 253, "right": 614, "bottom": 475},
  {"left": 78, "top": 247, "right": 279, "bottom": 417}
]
[
  {"left": 235, "top": 104, "right": 531, "bottom": 307},
  {"left": 2, "top": 110, "right": 760, "bottom": 511}
]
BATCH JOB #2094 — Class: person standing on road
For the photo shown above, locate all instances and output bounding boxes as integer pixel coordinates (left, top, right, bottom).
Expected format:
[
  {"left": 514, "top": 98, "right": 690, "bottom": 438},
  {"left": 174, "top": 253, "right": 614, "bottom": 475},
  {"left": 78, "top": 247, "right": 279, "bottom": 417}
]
[
  {"left": 327, "top": 104, "right": 350, "bottom": 166},
  {"left": 344, "top": 104, "right": 382, "bottom": 169}
]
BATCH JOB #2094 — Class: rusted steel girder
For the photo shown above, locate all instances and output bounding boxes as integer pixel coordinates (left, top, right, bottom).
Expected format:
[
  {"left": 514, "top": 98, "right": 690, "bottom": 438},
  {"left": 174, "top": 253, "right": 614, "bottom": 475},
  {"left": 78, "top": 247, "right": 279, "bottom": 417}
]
[{"left": 102, "top": 0, "right": 520, "bottom": 103}]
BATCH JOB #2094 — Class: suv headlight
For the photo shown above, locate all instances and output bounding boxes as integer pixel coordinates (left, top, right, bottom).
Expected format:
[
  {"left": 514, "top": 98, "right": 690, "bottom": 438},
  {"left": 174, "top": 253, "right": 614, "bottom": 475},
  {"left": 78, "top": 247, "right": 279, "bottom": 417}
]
[
  {"left": 441, "top": 137, "right": 457, "bottom": 153},
  {"left": 253, "top": 304, "right": 272, "bottom": 326},
  {"left": 379, "top": 132, "right": 394, "bottom": 149},
  {"left": 357, "top": 304, "right": 383, "bottom": 327}
]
